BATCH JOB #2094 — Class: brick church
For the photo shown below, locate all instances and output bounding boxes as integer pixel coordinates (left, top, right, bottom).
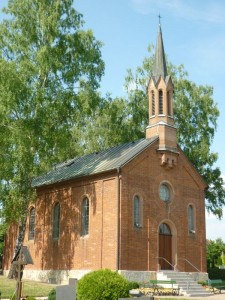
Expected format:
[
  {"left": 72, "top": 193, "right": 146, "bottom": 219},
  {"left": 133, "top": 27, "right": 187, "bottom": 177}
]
[{"left": 3, "top": 24, "right": 208, "bottom": 284}]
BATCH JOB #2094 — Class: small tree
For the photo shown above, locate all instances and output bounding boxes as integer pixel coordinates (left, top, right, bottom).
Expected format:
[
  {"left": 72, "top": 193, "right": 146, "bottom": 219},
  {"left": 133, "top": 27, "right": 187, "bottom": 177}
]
[{"left": 207, "top": 238, "right": 225, "bottom": 268}]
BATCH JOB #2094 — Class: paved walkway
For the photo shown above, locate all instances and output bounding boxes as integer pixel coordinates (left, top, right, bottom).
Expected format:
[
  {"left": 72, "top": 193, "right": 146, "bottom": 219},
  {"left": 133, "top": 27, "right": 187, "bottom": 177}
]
[
  {"left": 197, "top": 294, "right": 225, "bottom": 300},
  {"left": 158, "top": 292, "right": 225, "bottom": 299}
]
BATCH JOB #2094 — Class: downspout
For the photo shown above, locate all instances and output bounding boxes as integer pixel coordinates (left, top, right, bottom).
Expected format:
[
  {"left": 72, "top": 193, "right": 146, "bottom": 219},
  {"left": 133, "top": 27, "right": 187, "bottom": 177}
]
[{"left": 116, "top": 167, "right": 121, "bottom": 271}]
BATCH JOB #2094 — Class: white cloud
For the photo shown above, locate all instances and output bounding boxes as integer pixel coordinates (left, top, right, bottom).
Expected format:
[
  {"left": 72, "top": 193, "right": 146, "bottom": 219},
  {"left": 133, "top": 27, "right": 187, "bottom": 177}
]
[{"left": 131, "top": 0, "right": 225, "bottom": 24}]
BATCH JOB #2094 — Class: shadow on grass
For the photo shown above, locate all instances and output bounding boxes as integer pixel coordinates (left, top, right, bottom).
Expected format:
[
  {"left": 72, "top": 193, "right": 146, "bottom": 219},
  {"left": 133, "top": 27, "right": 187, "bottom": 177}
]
[{"left": 0, "top": 275, "right": 57, "bottom": 299}]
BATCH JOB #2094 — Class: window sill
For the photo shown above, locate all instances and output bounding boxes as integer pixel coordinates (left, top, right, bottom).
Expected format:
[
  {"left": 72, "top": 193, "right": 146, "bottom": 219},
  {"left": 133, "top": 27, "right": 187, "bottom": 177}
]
[{"left": 134, "top": 224, "right": 142, "bottom": 229}]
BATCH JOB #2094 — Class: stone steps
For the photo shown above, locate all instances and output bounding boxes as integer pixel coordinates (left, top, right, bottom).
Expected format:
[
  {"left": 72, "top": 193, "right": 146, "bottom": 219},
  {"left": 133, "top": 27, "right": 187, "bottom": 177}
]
[{"left": 157, "top": 271, "right": 212, "bottom": 297}]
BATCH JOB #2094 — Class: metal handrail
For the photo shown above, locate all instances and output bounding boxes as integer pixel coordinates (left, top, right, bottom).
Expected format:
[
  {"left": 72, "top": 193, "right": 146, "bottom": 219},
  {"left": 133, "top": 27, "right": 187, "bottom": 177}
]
[
  {"left": 157, "top": 256, "right": 175, "bottom": 270},
  {"left": 157, "top": 257, "right": 200, "bottom": 273},
  {"left": 178, "top": 258, "right": 201, "bottom": 272}
]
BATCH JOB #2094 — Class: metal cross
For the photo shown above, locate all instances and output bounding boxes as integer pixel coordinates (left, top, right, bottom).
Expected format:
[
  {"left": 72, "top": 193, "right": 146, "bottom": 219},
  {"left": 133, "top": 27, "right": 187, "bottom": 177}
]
[{"left": 158, "top": 14, "right": 162, "bottom": 25}]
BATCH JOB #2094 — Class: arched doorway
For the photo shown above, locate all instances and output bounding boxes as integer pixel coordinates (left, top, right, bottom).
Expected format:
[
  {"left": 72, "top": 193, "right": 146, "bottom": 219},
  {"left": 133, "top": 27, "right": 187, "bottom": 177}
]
[{"left": 159, "top": 223, "right": 172, "bottom": 270}]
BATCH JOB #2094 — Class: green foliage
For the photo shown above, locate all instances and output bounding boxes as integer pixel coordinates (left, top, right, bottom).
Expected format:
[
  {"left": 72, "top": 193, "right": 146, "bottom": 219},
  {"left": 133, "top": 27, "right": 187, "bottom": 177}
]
[
  {"left": 207, "top": 238, "right": 225, "bottom": 268},
  {"left": 222, "top": 252, "right": 225, "bottom": 265},
  {"left": 47, "top": 288, "right": 56, "bottom": 300},
  {"left": 217, "top": 256, "right": 222, "bottom": 266},
  {"left": 77, "top": 269, "right": 130, "bottom": 300},
  {"left": 198, "top": 281, "right": 208, "bottom": 286},
  {"left": 208, "top": 268, "right": 225, "bottom": 280},
  {"left": 25, "top": 297, "right": 37, "bottom": 300},
  {"left": 0, "top": 0, "right": 104, "bottom": 236},
  {"left": 127, "top": 281, "right": 139, "bottom": 290}
]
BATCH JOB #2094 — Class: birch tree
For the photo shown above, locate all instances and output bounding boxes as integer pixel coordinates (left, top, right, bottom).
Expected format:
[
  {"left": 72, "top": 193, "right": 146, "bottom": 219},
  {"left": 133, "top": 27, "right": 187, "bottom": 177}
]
[{"left": 0, "top": 0, "right": 104, "bottom": 248}]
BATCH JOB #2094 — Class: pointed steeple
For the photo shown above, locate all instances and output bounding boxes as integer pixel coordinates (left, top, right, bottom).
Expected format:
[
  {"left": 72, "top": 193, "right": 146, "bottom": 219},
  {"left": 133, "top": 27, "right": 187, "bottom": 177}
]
[
  {"left": 152, "top": 23, "right": 168, "bottom": 79},
  {"left": 146, "top": 20, "right": 179, "bottom": 168}
]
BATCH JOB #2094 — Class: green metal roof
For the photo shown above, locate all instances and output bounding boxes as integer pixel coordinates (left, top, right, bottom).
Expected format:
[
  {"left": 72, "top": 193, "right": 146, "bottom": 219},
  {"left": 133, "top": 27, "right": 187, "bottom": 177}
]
[{"left": 32, "top": 137, "right": 158, "bottom": 188}]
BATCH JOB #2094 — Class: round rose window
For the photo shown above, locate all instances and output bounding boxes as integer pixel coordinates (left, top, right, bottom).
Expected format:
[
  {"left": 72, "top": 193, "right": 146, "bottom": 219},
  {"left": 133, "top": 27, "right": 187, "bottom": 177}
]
[{"left": 160, "top": 183, "right": 170, "bottom": 202}]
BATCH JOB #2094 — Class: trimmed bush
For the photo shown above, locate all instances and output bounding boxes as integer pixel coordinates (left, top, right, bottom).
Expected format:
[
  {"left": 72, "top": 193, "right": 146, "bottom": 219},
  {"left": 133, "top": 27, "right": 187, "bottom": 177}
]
[
  {"left": 127, "top": 281, "right": 139, "bottom": 290},
  {"left": 208, "top": 268, "right": 225, "bottom": 280},
  {"left": 77, "top": 269, "right": 130, "bottom": 300},
  {"left": 48, "top": 288, "right": 56, "bottom": 300}
]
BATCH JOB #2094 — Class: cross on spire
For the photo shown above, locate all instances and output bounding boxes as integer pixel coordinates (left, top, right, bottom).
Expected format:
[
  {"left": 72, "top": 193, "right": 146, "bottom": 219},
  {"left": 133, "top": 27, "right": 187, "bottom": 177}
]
[
  {"left": 152, "top": 16, "right": 167, "bottom": 78},
  {"left": 158, "top": 14, "right": 161, "bottom": 25}
]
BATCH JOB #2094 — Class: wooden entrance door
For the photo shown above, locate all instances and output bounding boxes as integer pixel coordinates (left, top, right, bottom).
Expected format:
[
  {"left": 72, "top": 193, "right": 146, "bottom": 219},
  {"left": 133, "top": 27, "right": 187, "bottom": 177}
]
[{"left": 159, "top": 223, "right": 172, "bottom": 270}]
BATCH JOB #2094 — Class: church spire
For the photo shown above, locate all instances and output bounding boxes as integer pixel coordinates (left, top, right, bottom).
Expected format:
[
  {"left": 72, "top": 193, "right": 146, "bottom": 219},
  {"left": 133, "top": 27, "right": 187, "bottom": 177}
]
[
  {"left": 152, "top": 22, "right": 167, "bottom": 79},
  {"left": 146, "top": 20, "right": 179, "bottom": 168}
]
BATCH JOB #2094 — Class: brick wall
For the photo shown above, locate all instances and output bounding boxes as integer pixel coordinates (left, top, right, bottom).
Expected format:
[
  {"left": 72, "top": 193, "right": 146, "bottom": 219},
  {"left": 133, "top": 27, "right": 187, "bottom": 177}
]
[{"left": 119, "top": 141, "right": 207, "bottom": 272}]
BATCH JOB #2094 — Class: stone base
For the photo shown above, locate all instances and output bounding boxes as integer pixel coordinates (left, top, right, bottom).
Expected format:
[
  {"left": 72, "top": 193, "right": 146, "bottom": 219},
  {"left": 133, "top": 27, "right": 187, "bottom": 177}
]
[
  {"left": 3, "top": 269, "right": 90, "bottom": 284},
  {"left": 3, "top": 269, "right": 208, "bottom": 285}
]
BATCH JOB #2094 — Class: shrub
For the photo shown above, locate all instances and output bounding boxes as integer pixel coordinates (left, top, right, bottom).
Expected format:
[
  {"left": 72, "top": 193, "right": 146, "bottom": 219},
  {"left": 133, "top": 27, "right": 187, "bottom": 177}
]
[
  {"left": 77, "top": 269, "right": 130, "bottom": 300},
  {"left": 208, "top": 268, "right": 225, "bottom": 280},
  {"left": 48, "top": 288, "right": 56, "bottom": 300},
  {"left": 127, "top": 281, "right": 139, "bottom": 290}
]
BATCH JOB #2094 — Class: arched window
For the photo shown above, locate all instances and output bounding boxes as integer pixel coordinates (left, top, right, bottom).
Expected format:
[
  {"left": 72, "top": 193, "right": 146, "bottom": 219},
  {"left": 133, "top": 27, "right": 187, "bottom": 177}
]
[
  {"left": 82, "top": 197, "right": 89, "bottom": 236},
  {"left": 159, "top": 90, "right": 163, "bottom": 114},
  {"left": 188, "top": 205, "right": 195, "bottom": 234},
  {"left": 28, "top": 207, "right": 35, "bottom": 240},
  {"left": 53, "top": 202, "right": 60, "bottom": 239},
  {"left": 167, "top": 91, "right": 171, "bottom": 115},
  {"left": 151, "top": 91, "right": 155, "bottom": 116},
  {"left": 159, "top": 223, "right": 171, "bottom": 235},
  {"left": 133, "top": 195, "right": 142, "bottom": 228}
]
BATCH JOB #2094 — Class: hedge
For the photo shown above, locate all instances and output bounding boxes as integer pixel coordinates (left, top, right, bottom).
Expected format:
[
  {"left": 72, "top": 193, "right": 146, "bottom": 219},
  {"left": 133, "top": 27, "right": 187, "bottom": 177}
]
[{"left": 208, "top": 268, "right": 225, "bottom": 280}]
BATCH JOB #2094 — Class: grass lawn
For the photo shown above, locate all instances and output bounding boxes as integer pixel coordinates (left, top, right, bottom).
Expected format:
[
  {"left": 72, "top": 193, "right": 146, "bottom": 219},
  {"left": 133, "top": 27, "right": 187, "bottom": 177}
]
[{"left": 0, "top": 275, "right": 57, "bottom": 299}]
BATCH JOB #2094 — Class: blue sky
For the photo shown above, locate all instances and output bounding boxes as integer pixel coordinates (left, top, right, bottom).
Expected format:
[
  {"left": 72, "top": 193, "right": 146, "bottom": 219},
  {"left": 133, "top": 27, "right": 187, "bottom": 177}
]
[
  {"left": 74, "top": 0, "right": 225, "bottom": 241},
  {"left": 0, "top": 0, "right": 224, "bottom": 240}
]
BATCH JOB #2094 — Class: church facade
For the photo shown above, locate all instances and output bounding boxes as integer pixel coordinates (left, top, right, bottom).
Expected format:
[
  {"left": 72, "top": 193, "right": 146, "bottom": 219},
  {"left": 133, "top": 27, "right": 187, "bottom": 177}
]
[{"left": 3, "top": 25, "right": 208, "bottom": 284}]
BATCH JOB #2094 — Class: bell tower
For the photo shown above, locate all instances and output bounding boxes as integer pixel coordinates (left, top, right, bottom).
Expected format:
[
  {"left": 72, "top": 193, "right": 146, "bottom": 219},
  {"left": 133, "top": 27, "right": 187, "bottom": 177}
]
[{"left": 146, "top": 22, "right": 179, "bottom": 168}]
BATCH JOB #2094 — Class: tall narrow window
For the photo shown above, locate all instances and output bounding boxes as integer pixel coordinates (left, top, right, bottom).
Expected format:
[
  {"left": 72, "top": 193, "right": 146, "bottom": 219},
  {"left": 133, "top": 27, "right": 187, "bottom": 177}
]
[
  {"left": 167, "top": 91, "right": 171, "bottom": 116},
  {"left": 159, "top": 90, "right": 163, "bottom": 114},
  {"left": 133, "top": 195, "right": 142, "bottom": 228},
  {"left": 82, "top": 197, "right": 89, "bottom": 236},
  {"left": 28, "top": 207, "right": 35, "bottom": 240},
  {"left": 53, "top": 202, "right": 60, "bottom": 239},
  {"left": 151, "top": 91, "right": 155, "bottom": 116},
  {"left": 188, "top": 205, "right": 195, "bottom": 234}
]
